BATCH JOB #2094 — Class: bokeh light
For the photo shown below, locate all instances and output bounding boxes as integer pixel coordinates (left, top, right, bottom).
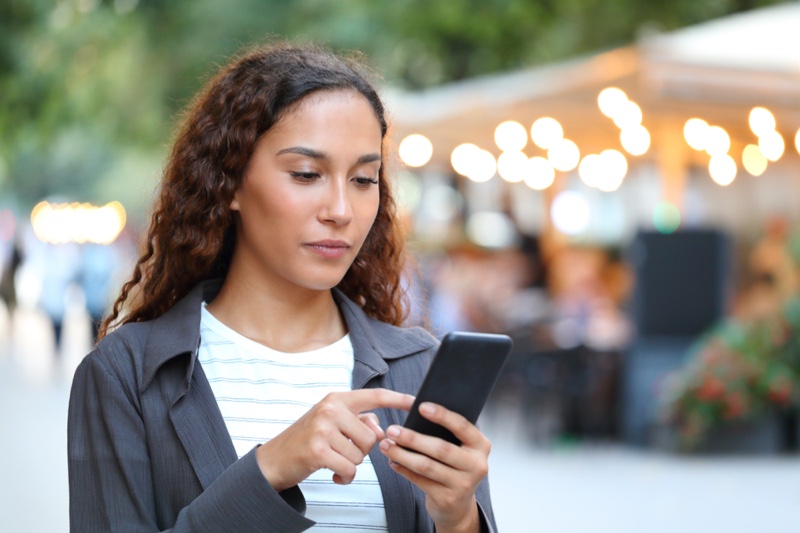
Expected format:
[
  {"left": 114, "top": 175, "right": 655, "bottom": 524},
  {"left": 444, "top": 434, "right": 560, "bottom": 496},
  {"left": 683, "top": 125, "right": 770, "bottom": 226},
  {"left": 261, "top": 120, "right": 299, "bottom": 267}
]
[
  {"left": 684, "top": 118, "right": 709, "bottom": 151},
  {"left": 524, "top": 156, "right": 556, "bottom": 190},
  {"left": 796, "top": 128, "right": 800, "bottom": 155},
  {"left": 547, "top": 138, "right": 580, "bottom": 171},
  {"left": 450, "top": 143, "right": 481, "bottom": 176},
  {"left": 597, "top": 87, "right": 629, "bottom": 118},
  {"left": 759, "top": 131, "right": 785, "bottom": 161},
  {"left": 466, "top": 149, "right": 498, "bottom": 182},
  {"left": 466, "top": 211, "right": 517, "bottom": 249},
  {"left": 704, "top": 126, "right": 731, "bottom": 156},
  {"left": 494, "top": 120, "right": 528, "bottom": 152},
  {"left": 497, "top": 151, "right": 529, "bottom": 183},
  {"left": 749, "top": 106, "right": 776, "bottom": 137},
  {"left": 611, "top": 101, "right": 643, "bottom": 130},
  {"left": 596, "top": 149, "right": 628, "bottom": 192},
  {"left": 551, "top": 191, "right": 590, "bottom": 235},
  {"left": 530, "top": 117, "right": 564, "bottom": 150},
  {"left": 652, "top": 202, "right": 681, "bottom": 234},
  {"left": 620, "top": 125, "right": 651, "bottom": 156},
  {"left": 708, "top": 154, "right": 737, "bottom": 186},
  {"left": 742, "top": 144, "right": 768, "bottom": 176},
  {"left": 422, "top": 185, "right": 462, "bottom": 222},
  {"left": 398, "top": 134, "right": 433, "bottom": 167},
  {"left": 31, "top": 201, "right": 126, "bottom": 244},
  {"left": 578, "top": 154, "right": 601, "bottom": 188}
]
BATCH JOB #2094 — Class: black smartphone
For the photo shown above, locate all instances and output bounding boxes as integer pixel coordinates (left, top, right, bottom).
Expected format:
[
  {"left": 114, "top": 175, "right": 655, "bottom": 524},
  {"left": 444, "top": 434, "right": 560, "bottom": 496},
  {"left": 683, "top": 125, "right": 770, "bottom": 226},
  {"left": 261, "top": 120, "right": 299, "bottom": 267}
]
[{"left": 402, "top": 331, "right": 513, "bottom": 445}]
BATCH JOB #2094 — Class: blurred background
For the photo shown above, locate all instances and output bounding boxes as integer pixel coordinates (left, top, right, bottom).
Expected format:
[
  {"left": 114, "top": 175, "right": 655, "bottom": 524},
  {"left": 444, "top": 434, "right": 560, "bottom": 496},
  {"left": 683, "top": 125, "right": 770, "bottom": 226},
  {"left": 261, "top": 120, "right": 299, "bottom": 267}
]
[{"left": 2, "top": 0, "right": 800, "bottom": 531}]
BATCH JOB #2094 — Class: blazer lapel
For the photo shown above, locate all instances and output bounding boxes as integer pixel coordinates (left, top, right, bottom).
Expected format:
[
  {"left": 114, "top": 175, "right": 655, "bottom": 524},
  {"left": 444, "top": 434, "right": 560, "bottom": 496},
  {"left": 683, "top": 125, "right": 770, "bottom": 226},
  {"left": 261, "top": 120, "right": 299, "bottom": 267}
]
[
  {"left": 143, "top": 279, "right": 237, "bottom": 490},
  {"left": 169, "top": 360, "right": 238, "bottom": 489}
]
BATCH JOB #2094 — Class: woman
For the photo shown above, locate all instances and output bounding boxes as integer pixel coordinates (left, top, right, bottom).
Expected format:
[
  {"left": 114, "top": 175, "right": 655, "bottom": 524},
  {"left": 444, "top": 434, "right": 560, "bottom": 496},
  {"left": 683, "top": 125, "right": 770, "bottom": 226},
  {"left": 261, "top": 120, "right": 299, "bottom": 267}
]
[{"left": 68, "top": 43, "right": 497, "bottom": 532}]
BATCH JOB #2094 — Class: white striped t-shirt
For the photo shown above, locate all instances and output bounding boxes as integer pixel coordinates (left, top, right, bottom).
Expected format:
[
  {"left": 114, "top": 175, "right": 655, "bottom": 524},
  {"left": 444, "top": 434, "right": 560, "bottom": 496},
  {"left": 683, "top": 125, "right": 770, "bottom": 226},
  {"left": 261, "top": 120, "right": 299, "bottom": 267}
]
[{"left": 197, "top": 303, "right": 388, "bottom": 531}]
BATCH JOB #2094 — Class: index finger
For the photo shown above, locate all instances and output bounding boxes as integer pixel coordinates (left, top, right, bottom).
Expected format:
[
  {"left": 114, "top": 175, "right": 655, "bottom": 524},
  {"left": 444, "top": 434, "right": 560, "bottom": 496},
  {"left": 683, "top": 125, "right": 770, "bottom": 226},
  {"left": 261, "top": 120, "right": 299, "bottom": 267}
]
[{"left": 342, "top": 388, "right": 415, "bottom": 414}]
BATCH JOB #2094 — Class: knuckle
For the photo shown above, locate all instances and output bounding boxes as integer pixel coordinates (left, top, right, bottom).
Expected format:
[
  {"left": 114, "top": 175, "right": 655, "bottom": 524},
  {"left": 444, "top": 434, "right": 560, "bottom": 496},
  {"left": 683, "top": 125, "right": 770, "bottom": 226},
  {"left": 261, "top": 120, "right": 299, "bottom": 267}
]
[
  {"left": 476, "top": 460, "right": 489, "bottom": 479},
  {"left": 417, "top": 459, "right": 435, "bottom": 477},
  {"left": 456, "top": 417, "right": 472, "bottom": 435},
  {"left": 317, "top": 400, "right": 338, "bottom": 417},
  {"left": 440, "top": 492, "right": 458, "bottom": 509},
  {"left": 309, "top": 439, "right": 327, "bottom": 459},
  {"left": 434, "top": 440, "right": 451, "bottom": 461}
]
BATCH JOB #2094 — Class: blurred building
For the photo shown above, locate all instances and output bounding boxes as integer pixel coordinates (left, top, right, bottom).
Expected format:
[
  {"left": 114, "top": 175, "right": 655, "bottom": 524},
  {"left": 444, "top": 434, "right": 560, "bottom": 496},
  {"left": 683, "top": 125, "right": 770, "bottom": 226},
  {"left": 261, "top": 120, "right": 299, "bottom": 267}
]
[{"left": 387, "top": 3, "right": 800, "bottom": 248}]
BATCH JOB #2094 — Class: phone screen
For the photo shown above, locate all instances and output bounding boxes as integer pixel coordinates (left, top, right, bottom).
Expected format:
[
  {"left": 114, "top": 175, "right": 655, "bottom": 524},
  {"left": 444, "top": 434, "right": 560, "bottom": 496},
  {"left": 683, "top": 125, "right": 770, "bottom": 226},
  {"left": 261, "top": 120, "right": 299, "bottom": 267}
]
[{"left": 402, "top": 331, "right": 512, "bottom": 445}]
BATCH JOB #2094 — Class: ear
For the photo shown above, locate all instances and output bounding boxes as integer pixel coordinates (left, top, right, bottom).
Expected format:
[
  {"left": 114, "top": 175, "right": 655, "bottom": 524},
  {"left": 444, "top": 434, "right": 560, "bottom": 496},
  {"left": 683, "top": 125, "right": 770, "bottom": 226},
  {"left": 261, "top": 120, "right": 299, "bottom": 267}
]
[{"left": 230, "top": 191, "right": 241, "bottom": 211}]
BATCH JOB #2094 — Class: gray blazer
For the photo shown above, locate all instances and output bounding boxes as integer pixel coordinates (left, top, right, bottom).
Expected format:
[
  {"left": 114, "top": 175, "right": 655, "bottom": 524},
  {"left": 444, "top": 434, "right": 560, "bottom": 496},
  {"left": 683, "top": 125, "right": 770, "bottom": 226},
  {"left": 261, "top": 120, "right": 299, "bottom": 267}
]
[{"left": 68, "top": 280, "right": 497, "bottom": 532}]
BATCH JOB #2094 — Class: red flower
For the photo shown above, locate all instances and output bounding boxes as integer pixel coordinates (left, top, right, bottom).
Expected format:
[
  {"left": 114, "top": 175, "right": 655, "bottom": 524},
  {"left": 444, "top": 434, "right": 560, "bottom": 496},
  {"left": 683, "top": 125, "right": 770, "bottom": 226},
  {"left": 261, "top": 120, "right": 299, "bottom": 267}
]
[
  {"left": 767, "top": 375, "right": 793, "bottom": 406},
  {"left": 696, "top": 376, "right": 725, "bottom": 402}
]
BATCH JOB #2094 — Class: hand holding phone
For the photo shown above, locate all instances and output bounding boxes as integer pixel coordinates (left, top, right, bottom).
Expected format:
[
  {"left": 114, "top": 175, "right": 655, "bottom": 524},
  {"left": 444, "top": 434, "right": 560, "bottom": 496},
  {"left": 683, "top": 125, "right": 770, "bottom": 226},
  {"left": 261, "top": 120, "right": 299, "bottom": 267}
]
[{"left": 402, "top": 331, "right": 512, "bottom": 445}]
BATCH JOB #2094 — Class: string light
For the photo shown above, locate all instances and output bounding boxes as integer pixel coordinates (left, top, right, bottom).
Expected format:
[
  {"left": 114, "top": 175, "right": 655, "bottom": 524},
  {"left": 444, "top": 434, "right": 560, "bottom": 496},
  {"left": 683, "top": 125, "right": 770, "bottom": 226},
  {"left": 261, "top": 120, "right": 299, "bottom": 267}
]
[
  {"left": 466, "top": 150, "right": 497, "bottom": 182},
  {"left": 620, "top": 125, "right": 651, "bottom": 156},
  {"left": 749, "top": 107, "right": 776, "bottom": 138},
  {"left": 494, "top": 121, "right": 528, "bottom": 152},
  {"left": 497, "top": 151, "right": 529, "bottom": 183},
  {"left": 709, "top": 154, "right": 737, "bottom": 186},
  {"left": 596, "top": 149, "right": 628, "bottom": 192},
  {"left": 547, "top": 138, "right": 580, "bottom": 172},
  {"left": 794, "top": 128, "right": 800, "bottom": 156},
  {"left": 597, "top": 87, "right": 629, "bottom": 118},
  {"left": 451, "top": 143, "right": 481, "bottom": 176},
  {"left": 684, "top": 118, "right": 709, "bottom": 151},
  {"left": 530, "top": 117, "right": 564, "bottom": 150},
  {"left": 742, "top": 144, "right": 768, "bottom": 176},
  {"left": 704, "top": 126, "right": 731, "bottom": 156},
  {"left": 524, "top": 156, "right": 555, "bottom": 190},
  {"left": 398, "top": 134, "right": 433, "bottom": 167},
  {"left": 759, "top": 131, "right": 785, "bottom": 162},
  {"left": 31, "top": 201, "right": 126, "bottom": 244}
]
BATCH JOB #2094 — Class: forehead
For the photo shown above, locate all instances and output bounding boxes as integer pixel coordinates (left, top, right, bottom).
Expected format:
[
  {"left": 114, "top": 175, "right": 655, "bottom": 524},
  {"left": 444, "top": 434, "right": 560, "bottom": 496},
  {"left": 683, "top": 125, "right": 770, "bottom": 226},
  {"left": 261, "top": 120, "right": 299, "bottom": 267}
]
[
  {"left": 258, "top": 89, "right": 383, "bottom": 151},
  {"left": 279, "top": 89, "right": 380, "bottom": 130}
]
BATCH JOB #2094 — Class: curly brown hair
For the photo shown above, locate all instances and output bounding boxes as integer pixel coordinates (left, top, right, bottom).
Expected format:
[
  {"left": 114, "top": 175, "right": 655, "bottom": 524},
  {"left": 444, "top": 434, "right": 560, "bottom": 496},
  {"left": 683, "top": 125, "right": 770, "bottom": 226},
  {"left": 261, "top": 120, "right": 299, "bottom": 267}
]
[{"left": 99, "top": 42, "right": 408, "bottom": 339}]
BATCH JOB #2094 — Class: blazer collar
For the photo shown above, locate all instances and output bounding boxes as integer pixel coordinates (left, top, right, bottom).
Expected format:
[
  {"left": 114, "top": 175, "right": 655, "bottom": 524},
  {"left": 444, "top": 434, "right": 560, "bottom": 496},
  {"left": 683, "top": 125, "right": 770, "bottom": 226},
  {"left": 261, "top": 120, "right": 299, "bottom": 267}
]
[{"left": 142, "top": 279, "right": 435, "bottom": 390}]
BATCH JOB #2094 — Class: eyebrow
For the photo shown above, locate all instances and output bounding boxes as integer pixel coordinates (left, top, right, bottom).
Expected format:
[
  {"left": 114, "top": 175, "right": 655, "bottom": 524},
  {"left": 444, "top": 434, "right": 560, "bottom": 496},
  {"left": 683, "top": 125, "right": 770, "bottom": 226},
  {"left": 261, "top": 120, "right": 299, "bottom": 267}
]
[{"left": 276, "top": 146, "right": 381, "bottom": 165}]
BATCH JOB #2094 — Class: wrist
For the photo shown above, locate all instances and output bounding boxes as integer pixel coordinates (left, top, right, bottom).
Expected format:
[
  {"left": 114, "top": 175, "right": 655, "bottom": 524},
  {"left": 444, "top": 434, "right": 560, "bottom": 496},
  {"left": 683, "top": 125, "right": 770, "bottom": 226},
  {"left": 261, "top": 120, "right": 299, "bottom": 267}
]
[
  {"left": 434, "top": 499, "right": 480, "bottom": 533},
  {"left": 256, "top": 443, "right": 290, "bottom": 492}
]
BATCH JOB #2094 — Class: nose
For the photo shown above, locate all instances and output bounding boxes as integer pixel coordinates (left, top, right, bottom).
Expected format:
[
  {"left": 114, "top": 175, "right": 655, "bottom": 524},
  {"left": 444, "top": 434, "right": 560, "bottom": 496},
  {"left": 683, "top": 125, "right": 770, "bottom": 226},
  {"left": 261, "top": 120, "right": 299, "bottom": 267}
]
[{"left": 319, "top": 177, "right": 353, "bottom": 226}]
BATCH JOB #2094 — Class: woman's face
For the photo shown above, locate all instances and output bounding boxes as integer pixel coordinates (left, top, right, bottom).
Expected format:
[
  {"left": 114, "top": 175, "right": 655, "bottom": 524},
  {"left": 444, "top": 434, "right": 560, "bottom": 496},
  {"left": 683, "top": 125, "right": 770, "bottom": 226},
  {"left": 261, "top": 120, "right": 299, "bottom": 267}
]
[{"left": 230, "top": 90, "right": 382, "bottom": 293}]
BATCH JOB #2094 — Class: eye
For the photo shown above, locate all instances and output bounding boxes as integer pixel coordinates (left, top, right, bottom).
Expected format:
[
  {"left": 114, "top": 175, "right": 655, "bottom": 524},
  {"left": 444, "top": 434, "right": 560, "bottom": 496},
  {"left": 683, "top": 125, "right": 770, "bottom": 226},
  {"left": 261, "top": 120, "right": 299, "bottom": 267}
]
[
  {"left": 353, "top": 176, "right": 379, "bottom": 187},
  {"left": 289, "top": 171, "right": 320, "bottom": 181}
]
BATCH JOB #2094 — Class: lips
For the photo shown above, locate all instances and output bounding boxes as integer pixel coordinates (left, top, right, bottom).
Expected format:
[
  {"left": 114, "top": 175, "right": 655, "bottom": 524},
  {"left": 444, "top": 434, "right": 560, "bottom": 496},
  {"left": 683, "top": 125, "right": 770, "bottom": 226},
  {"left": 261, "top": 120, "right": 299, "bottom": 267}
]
[{"left": 304, "top": 240, "right": 351, "bottom": 259}]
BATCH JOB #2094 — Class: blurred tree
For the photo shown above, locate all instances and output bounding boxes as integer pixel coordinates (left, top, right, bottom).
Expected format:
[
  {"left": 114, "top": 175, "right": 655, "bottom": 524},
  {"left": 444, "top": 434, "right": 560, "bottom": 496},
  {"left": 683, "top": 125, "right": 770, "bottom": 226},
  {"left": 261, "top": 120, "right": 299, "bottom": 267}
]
[{"left": 0, "top": 0, "right": 788, "bottom": 216}]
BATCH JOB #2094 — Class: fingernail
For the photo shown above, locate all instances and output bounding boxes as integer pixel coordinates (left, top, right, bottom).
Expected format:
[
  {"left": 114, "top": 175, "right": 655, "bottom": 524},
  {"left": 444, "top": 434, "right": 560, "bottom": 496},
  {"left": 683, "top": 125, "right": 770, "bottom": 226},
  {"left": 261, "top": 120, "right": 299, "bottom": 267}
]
[
  {"left": 387, "top": 425, "right": 400, "bottom": 438},
  {"left": 379, "top": 439, "right": 391, "bottom": 451},
  {"left": 420, "top": 402, "right": 435, "bottom": 416}
]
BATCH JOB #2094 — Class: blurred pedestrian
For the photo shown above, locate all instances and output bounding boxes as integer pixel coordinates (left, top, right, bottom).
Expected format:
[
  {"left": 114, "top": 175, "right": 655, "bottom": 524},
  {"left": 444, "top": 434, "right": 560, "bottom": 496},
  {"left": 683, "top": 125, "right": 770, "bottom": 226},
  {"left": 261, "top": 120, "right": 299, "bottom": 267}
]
[
  {"left": 0, "top": 236, "right": 23, "bottom": 338},
  {"left": 38, "top": 242, "right": 80, "bottom": 356},
  {"left": 79, "top": 242, "right": 119, "bottom": 343},
  {"left": 68, "top": 42, "right": 497, "bottom": 532}
]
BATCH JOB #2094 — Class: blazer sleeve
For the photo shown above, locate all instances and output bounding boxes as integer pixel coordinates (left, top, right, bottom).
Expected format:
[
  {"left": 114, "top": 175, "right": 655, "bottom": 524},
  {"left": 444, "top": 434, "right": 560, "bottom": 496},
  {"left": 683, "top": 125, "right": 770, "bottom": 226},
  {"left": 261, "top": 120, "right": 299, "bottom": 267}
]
[{"left": 68, "top": 350, "right": 315, "bottom": 533}]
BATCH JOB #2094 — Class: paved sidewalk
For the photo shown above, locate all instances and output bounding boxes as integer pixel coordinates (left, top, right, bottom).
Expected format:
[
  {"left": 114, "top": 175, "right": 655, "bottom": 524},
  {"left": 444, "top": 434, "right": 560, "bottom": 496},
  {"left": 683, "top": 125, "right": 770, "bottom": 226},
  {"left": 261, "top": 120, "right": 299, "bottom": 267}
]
[{"left": 1, "top": 306, "right": 799, "bottom": 532}]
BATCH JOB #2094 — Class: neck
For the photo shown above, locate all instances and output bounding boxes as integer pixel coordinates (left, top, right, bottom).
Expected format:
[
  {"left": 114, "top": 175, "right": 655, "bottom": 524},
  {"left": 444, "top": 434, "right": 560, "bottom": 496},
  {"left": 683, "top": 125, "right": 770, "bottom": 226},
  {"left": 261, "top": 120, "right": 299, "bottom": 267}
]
[{"left": 206, "top": 272, "right": 346, "bottom": 354}]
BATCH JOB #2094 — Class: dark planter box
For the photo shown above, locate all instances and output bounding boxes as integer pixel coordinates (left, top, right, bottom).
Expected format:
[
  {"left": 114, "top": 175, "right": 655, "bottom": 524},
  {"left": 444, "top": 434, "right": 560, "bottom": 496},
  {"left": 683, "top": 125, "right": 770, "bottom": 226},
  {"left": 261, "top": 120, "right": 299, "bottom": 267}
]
[
  {"left": 697, "top": 414, "right": 784, "bottom": 455},
  {"left": 653, "top": 413, "right": 787, "bottom": 455}
]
